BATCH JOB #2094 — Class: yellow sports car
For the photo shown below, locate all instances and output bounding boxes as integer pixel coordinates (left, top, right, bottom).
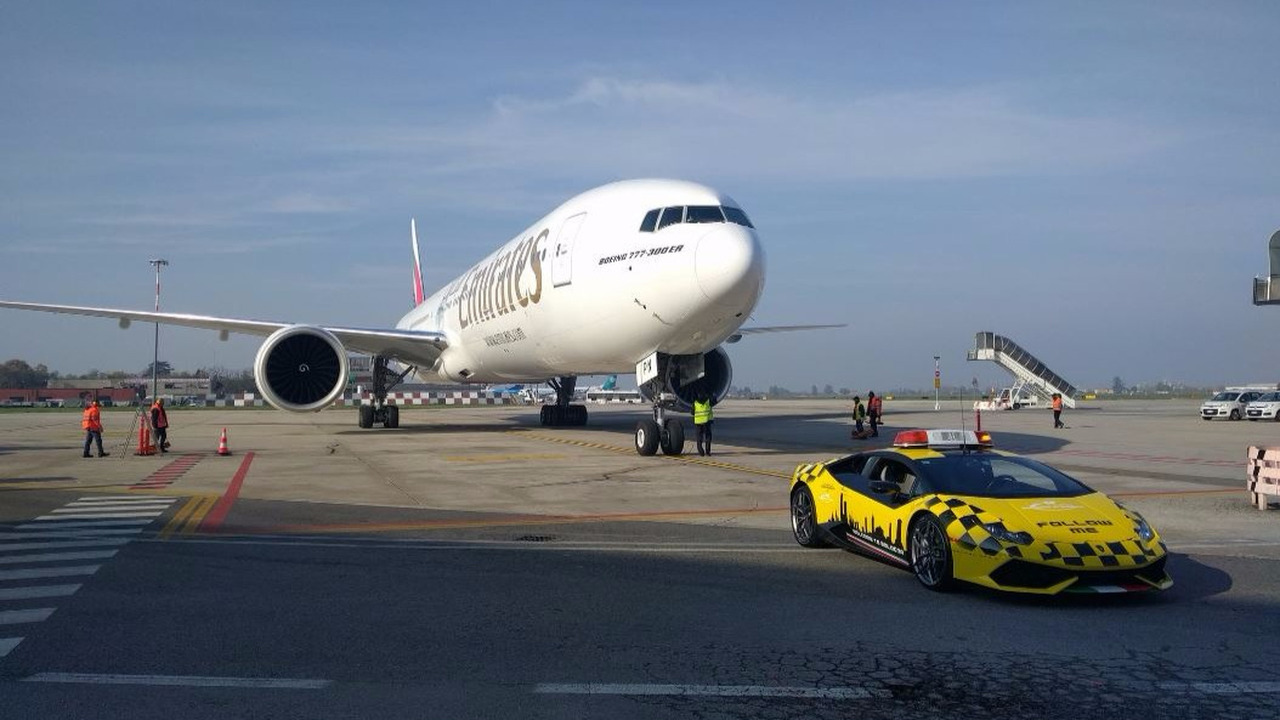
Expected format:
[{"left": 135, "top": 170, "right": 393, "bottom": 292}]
[{"left": 789, "top": 429, "right": 1172, "bottom": 594}]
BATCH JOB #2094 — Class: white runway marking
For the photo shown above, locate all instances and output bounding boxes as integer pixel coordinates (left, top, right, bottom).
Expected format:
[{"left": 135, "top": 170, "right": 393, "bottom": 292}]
[
  {"left": 54, "top": 505, "right": 172, "bottom": 514},
  {"left": 72, "top": 496, "right": 171, "bottom": 501},
  {"left": 0, "top": 584, "right": 81, "bottom": 601},
  {"left": 0, "top": 549, "right": 119, "bottom": 565},
  {"left": 0, "top": 565, "right": 101, "bottom": 581},
  {"left": 2, "top": 528, "right": 145, "bottom": 538},
  {"left": 21, "top": 672, "right": 332, "bottom": 689},
  {"left": 0, "top": 608, "right": 56, "bottom": 625},
  {"left": 534, "top": 683, "right": 885, "bottom": 699},
  {"left": 36, "top": 512, "right": 167, "bottom": 521},
  {"left": 17, "top": 520, "right": 152, "bottom": 530},
  {"left": 67, "top": 497, "right": 174, "bottom": 505},
  {"left": 0, "top": 637, "right": 22, "bottom": 657},
  {"left": 0, "top": 538, "right": 131, "bottom": 552}
]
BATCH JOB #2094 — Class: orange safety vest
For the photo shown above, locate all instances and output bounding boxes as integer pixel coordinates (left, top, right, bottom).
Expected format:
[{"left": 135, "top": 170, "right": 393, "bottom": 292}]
[
  {"left": 151, "top": 402, "right": 169, "bottom": 428},
  {"left": 82, "top": 405, "right": 102, "bottom": 432}
]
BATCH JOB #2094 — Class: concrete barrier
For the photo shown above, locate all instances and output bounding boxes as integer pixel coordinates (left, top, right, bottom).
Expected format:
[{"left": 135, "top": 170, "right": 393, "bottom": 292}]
[{"left": 1246, "top": 446, "right": 1280, "bottom": 510}]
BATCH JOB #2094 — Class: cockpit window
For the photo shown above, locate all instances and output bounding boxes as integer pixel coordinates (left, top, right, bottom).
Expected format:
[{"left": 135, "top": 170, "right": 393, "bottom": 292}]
[
  {"left": 657, "top": 206, "right": 684, "bottom": 229},
  {"left": 639, "top": 209, "right": 660, "bottom": 233},
  {"left": 722, "top": 206, "right": 754, "bottom": 228},
  {"left": 685, "top": 206, "right": 725, "bottom": 224},
  {"left": 640, "top": 204, "right": 755, "bottom": 232}
]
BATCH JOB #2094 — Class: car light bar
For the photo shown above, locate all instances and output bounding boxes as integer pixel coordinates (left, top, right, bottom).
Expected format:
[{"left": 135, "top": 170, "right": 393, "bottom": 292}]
[{"left": 893, "top": 429, "right": 993, "bottom": 448}]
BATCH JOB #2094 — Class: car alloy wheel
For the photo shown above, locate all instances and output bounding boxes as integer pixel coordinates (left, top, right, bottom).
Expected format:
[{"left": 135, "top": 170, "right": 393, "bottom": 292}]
[
  {"left": 910, "top": 515, "right": 954, "bottom": 591},
  {"left": 790, "top": 485, "right": 827, "bottom": 548}
]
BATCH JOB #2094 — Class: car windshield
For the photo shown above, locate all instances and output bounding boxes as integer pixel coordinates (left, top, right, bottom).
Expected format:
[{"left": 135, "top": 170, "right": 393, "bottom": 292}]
[
  {"left": 915, "top": 453, "right": 1093, "bottom": 498},
  {"left": 1211, "top": 392, "right": 1240, "bottom": 402},
  {"left": 1254, "top": 392, "right": 1280, "bottom": 402}
]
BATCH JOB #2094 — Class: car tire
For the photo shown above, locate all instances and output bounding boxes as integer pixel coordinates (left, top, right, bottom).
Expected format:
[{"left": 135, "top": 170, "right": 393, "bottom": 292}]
[
  {"left": 1230, "top": 409, "right": 1241, "bottom": 420},
  {"left": 790, "top": 485, "right": 829, "bottom": 548},
  {"left": 909, "top": 514, "right": 955, "bottom": 591},
  {"left": 635, "top": 419, "right": 660, "bottom": 456}
]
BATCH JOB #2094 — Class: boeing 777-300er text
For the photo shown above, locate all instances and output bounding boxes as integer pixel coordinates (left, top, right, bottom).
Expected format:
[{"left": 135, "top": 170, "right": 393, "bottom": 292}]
[{"left": 0, "top": 179, "right": 837, "bottom": 455}]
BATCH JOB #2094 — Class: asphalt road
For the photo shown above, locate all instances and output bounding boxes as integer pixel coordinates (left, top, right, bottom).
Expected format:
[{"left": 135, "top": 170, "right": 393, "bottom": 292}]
[{"left": 1, "top": 400, "right": 1278, "bottom": 719}]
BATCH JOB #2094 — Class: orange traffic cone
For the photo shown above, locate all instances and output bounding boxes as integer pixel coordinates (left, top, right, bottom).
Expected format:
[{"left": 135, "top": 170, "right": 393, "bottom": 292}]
[
  {"left": 135, "top": 415, "right": 156, "bottom": 456},
  {"left": 216, "top": 428, "right": 231, "bottom": 456}
]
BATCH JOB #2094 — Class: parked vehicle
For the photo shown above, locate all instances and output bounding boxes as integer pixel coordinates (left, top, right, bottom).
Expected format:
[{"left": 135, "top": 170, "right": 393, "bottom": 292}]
[
  {"left": 1200, "top": 386, "right": 1274, "bottom": 420},
  {"left": 1245, "top": 392, "right": 1280, "bottom": 421}
]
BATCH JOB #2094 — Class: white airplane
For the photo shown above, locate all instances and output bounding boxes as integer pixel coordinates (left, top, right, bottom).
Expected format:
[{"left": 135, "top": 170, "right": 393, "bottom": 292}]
[{"left": 0, "top": 179, "right": 838, "bottom": 455}]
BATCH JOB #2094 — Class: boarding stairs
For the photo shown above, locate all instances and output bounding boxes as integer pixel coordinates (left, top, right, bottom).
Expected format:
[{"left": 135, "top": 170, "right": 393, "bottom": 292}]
[{"left": 966, "top": 331, "right": 1079, "bottom": 409}]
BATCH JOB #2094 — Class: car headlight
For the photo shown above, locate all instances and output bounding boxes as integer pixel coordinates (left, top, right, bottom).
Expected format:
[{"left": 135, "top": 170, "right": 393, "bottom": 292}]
[
  {"left": 982, "top": 522, "right": 1033, "bottom": 545},
  {"left": 1134, "top": 515, "right": 1156, "bottom": 542}
]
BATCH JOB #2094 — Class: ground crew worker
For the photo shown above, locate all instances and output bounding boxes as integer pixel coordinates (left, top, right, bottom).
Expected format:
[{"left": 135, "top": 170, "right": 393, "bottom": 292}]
[
  {"left": 867, "top": 391, "right": 883, "bottom": 437},
  {"left": 150, "top": 398, "right": 170, "bottom": 453},
  {"left": 1052, "top": 393, "right": 1064, "bottom": 428},
  {"left": 692, "top": 392, "right": 714, "bottom": 457},
  {"left": 82, "top": 399, "right": 109, "bottom": 458},
  {"left": 852, "top": 395, "right": 867, "bottom": 439}
]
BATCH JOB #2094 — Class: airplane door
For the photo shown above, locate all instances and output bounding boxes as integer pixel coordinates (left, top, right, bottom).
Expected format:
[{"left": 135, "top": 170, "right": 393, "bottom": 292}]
[{"left": 552, "top": 213, "right": 586, "bottom": 288}]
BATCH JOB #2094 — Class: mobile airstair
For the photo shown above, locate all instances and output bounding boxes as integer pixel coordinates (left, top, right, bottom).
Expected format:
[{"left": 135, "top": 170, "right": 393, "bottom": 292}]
[{"left": 967, "top": 331, "right": 1079, "bottom": 409}]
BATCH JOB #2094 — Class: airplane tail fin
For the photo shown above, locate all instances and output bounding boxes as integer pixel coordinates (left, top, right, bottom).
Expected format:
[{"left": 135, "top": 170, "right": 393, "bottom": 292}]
[
  {"left": 601, "top": 374, "right": 617, "bottom": 390},
  {"left": 411, "top": 219, "right": 425, "bottom": 307}
]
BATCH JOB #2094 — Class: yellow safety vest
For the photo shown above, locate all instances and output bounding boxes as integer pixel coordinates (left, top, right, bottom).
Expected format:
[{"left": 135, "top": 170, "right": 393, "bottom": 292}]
[{"left": 692, "top": 399, "right": 713, "bottom": 425}]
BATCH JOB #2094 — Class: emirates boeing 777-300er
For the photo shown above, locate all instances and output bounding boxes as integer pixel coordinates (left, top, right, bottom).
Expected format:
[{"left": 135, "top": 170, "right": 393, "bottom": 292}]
[{"left": 0, "top": 179, "right": 835, "bottom": 455}]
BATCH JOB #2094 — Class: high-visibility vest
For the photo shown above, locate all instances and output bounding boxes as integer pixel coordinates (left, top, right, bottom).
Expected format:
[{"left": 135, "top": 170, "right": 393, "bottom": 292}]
[
  {"left": 692, "top": 399, "right": 713, "bottom": 425},
  {"left": 82, "top": 405, "right": 102, "bottom": 432},
  {"left": 853, "top": 403, "right": 866, "bottom": 421},
  {"left": 151, "top": 402, "right": 169, "bottom": 428}
]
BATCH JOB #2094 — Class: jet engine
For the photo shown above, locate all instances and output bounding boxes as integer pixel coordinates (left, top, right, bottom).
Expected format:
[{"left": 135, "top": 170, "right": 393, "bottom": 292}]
[
  {"left": 639, "top": 347, "right": 733, "bottom": 412},
  {"left": 253, "top": 325, "right": 350, "bottom": 412}
]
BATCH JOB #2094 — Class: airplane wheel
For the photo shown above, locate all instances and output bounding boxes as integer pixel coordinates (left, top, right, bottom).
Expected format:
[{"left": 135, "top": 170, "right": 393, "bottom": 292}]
[
  {"left": 790, "top": 485, "right": 829, "bottom": 548},
  {"left": 635, "top": 419, "right": 660, "bottom": 456},
  {"left": 358, "top": 405, "right": 374, "bottom": 429},
  {"left": 660, "top": 419, "right": 684, "bottom": 456},
  {"left": 540, "top": 406, "right": 553, "bottom": 426},
  {"left": 384, "top": 405, "right": 399, "bottom": 429},
  {"left": 910, "top": 515, "right": 955, "bottom": 592},
  {"left": 572, "top": 405, "right": 588, "bottom": 426}
]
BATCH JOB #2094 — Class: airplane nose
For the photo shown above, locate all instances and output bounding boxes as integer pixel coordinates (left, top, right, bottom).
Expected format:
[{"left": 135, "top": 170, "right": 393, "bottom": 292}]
[{"left": 693, "top": 225, "right": 765, "bottom": 306}]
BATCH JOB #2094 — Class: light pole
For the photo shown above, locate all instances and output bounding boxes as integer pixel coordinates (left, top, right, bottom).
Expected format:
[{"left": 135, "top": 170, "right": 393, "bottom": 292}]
[
  {"left": 933, "top": 355, "right": 941, "bottom": 411},
  {"left": 148, "top": 259, "right": 169, "bottom": 402}
]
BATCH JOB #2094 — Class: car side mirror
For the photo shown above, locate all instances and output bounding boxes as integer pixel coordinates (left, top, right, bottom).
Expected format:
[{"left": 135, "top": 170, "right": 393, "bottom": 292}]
[{"left": 869, "top": 480, "right": 898, "bottom": 495}]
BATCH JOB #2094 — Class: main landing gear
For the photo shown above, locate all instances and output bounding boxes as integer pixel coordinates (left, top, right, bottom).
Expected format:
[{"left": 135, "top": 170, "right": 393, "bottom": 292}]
[
  {"left": 358, "top": 355, "right": 415, "bottom": 429},
  {"left": 540, "top": 376, "right": 588, "bottom": 427},
  {"left": 634, "top": 404, "right": 684, "bottom": 457}
]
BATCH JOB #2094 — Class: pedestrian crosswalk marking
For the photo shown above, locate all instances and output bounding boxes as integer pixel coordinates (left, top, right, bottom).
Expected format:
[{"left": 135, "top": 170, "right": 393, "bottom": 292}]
[
  {"left": 0, "top": 550, "right": 119, "bottom": 565},
  {"left": 0, "top": 608, "right": 56, "bottom": 625},
  {"left": 0, "top": 585, "right": 81, "bottom": 601}
]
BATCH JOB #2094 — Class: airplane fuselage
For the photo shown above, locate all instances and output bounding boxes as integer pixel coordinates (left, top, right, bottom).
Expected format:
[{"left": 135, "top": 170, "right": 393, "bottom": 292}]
[{"left": 397, "top": 179, "right": 765, "bottom": 383}]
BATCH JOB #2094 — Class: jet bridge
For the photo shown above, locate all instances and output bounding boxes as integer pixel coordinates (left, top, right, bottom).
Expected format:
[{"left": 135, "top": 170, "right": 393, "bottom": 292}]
[{"left": 967, "top": 331, "right": 1079, "bottom": 409}]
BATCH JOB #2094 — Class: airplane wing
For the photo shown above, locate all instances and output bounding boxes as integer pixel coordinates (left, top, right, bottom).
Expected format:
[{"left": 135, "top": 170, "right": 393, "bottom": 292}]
[
  {"left": 725, "top": 323, "right": 846, "bottom": 343},
  {"left": 0, "top": 301, "right": 448, "bottom": 367}
]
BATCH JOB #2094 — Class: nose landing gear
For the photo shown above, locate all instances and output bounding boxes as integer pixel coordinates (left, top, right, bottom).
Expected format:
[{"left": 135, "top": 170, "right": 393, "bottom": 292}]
[
  {"left": 539, "top": 376, "right": 588, "bottom": 427},
  {"left": 635, "top": 406, "right": 684, "bottom": 456}
]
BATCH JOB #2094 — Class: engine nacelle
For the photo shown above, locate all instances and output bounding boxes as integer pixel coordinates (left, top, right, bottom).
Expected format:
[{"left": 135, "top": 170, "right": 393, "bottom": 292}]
[
  {"left": 639, "top": 347, "right": 733, "bottom": 412},
  {"left": 253, "top": 325, "right": 350, "bottom": 412}
]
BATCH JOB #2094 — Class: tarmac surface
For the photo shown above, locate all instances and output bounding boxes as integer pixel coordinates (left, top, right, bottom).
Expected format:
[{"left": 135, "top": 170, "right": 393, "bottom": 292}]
[{"left": 0, "top": 398, "right": 1277, "bottom": 719}]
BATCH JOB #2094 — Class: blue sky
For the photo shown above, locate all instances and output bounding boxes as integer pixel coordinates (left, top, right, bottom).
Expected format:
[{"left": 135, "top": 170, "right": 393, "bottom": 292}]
[{"left": 2, "top": 1, "right": 1279, "bottom": 392}]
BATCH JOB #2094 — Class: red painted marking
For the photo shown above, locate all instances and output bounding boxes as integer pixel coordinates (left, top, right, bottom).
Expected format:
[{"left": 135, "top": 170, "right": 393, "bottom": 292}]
[{"left": 199, "top": 452, "right": 254, "bottom": 532}]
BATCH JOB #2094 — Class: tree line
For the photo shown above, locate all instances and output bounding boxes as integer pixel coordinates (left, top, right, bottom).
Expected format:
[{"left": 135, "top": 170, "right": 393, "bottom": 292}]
[{"left": 1, "top": 358, "right": 258, "bottom": 394}]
